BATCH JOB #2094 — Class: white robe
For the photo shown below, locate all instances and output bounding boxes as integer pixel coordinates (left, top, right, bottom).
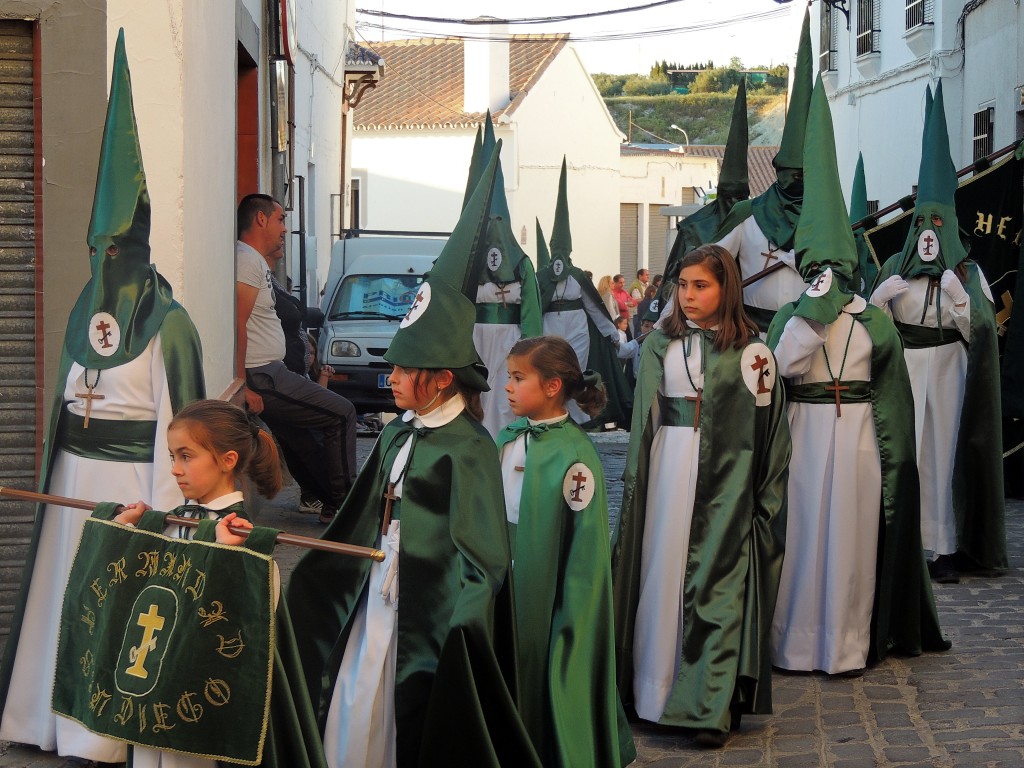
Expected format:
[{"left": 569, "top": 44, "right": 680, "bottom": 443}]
[
  {"left": 474, "top": 281, "right": 524, "bottom": 437},
  {"left": 716, "top": 216, "right": 807, "bottom": 322},
  {"left": 323, "top": 397, "right": 465, "bottom": 768},
  {"left": 769, "top": 302, "right": 881, "bottom": 674},
  {"left": 1, "top": 336, "right": 182, "bottom": 762},
  {"left": 878, "top": 274, "right": 985, "bottom": 555},
  {"left": 632, "top": 334, "right": 704, "bottom": 721},
  {"left": 542, "top": 276, "right": 590, "bottom": 369}
]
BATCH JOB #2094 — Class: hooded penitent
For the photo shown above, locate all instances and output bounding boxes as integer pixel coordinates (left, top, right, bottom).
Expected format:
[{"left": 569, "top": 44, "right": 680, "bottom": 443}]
[
  {"left": 850, "top": 153, "right": 879, "bottom": 295},
  {"left": 384, "top": 145, "right": 502, "bottom": 392},
  {"left": 789, "top": 75, "right": 859, "bottom": 326},
  {"left": 64, "top": 29, "right": 176, "bottom": 369},
  {"left": 891, "top": 80, "right": 968, "bottom": 279},
  {"left": 663, "top": 78, "right": 749, "bottom": 291},
  {"left": 744, "top": 8, "right": 812, "bottom": 254}
]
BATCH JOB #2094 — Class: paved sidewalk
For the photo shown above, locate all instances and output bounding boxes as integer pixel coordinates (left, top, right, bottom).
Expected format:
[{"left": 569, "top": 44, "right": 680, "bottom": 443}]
[{"left": 1, "top": 430, "right": 1020, "bottom": 767}]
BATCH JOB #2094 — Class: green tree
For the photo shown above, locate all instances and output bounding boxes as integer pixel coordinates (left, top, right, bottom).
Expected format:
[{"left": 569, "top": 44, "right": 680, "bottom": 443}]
[
  {"left": 592, "top": 73, "right": 627, "bottom": 96},
  {"left": 688, "top": 66, "right": 736, "bottom": 94},
  {"left": 623, "top": 73, "right": 673, "bottom": 96}
]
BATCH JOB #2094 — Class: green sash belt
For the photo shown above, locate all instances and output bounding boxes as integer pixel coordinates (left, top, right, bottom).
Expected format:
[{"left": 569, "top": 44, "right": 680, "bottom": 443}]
[
  {"left": 786, "top": 380, "right": 872, "bottom": 405},
  {"left": 743, "top": 304, "right": 777, "bottom": 332},
  {"left": 894, "top": 321, "right": 965, "bottom": 349},
  {"left": 476, "top": 303, "right": 522, "bottom": 324},
  {"left": 57, "top": 411, "right": 157, "bottom": 463},
  {"left": 548, "top": 298, "right": 584, "bottom": 312},
  {"left": 659, "top": 395, "right": 698, "bottom": 428}
]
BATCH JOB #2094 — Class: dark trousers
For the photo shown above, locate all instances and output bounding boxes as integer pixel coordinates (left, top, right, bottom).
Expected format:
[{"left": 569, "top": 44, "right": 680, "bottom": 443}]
[{"left": 246, "top": 360, "right": 357, "bottom": 509}]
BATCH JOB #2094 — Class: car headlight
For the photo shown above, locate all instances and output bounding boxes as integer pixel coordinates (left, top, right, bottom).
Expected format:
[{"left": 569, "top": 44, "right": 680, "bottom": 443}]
[{"left": 331, "top": 340, "right": 361, "bottom": 357}]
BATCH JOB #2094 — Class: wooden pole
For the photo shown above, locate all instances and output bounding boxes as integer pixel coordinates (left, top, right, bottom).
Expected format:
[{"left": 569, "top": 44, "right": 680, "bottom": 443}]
[{"left": 0, "top": 486, "right": 385, "bottom": 562}]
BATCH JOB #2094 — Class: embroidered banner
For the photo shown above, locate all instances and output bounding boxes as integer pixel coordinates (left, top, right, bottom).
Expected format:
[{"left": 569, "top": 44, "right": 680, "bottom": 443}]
[{"left": 53, "top": 517, "right": 274, "bottom": 765}]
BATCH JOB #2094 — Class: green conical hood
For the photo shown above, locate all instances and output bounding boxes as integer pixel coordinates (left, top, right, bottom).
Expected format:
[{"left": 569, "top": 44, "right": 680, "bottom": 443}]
[
  {"left": 461, "top": 125, "right": 483, "bottom": 210},
  {"left": 794, "top": 75, "right": 858, "bottom": 284},
  {"left": 894, "top": 79, "right": 967, "bottom": 277},
  {"left": 65, "top": 28, "right": 173, "bottom": 370},
  {"left": 925, "top": 83, "right": 933, "bottom": 119},
  {"left": 535, "top": 218, "right": 551, "bottom": 272},
  {"left": 549, "top": 156, "right": 574, "bottom": 269},
  {"left": 385, "top": 148, "right": 501, "bottom": 391},
  {"left": 850, "top": 152, "right": 879, "bottom": 294},
  {"left": 427, "top": 144, "right": 501, "bottom": 295},
  {"left": 477, "top": 124, "right": 529, "bottom": 284},
  {"left": 717, "top": 78, "right": 749, "bottom": 203},
  {"left": 773, "top": 8, "right": 812, "bottom": 173}
]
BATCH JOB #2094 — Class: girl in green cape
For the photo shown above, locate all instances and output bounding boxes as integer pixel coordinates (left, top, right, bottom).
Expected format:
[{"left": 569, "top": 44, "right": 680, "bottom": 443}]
[
  {"left": 497, "top": 336, "right": 635, "bottom": 767},
  {"left": 612, "top": 244, "right": 790, "bottom": 748}
]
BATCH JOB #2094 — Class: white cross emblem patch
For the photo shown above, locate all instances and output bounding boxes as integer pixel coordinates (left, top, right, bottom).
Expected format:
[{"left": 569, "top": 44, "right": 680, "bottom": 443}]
[
  {"left": 917, "top": 229, "right": 939, "bottom": 262},
  {"left": 400, "top": 282, "right": 431, "bottom": 328},
  {"left": 740, "top": 343, "right": 776, "bottom": 407},
  {"left": 88, "top": 312, "right": 120, "bottom": 356},
  {"left": 552, "top": 258, "right": 565, "bottom": 277},
  {"left": 805, "top": 268, "right": 833, "bottom": 297},
  {"left": 563, "top": 463, "right": 596, "bottom": 511},
  {"left": 487, "top": 247, "right": 503, "bottom": 271}
]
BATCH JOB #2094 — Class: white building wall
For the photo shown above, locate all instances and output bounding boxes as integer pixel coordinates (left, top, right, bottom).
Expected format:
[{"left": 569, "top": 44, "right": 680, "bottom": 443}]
[
  {"left": 821, "top": 0, "right": 983, "bottom": 208},
  {"left": 511, "top": 46, "right": 624, "bottom": 280}
]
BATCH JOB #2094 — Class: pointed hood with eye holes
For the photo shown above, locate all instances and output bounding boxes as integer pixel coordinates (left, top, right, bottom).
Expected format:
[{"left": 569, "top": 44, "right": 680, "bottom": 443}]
[
  {"left": 893, "top": 80, "right": 969, "bottom": 279},
  {"left": 65, "top": 29, "right": 175, "bottom": 370}
]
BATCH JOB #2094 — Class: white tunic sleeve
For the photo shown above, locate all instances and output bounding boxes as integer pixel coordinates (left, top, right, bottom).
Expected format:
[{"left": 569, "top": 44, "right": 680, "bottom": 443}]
[{"left": 773, "top": 316, "right": 828, "bottom": 378}]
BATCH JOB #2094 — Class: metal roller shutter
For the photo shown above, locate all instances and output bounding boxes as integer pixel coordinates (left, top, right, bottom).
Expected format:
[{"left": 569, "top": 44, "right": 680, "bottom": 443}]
[
  {"left": 648, "top": 203, "right": 669, "bottom": 277},
  {"left": 0, "top": 20, "right": 37, "bottom": 644},
  {"left": 619, "top": 203, "right": 638, "bottom": 278}
]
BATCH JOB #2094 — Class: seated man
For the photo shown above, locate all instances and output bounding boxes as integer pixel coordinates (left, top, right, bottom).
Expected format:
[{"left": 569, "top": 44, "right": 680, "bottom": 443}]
[{"left": 235, "top": 193, "right": 356, "bottom": 522}]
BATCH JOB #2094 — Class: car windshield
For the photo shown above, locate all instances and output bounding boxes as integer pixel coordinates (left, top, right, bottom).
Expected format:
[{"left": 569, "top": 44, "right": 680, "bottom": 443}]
[{"left": 328, "top": 274, "right": 424, "bottom": 320}]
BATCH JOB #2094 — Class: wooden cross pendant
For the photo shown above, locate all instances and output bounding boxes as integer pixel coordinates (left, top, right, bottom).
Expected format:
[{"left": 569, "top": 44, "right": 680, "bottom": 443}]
[
  {"left": 75, "top": 386, "right": 105, "bottom": 429},
  {"left": 495, "top": 284, "right": 512, "bottom": 308},
  {"left": 920, "top": 277, "right": 940, "bottom": 324},
  {"left": 381, "top": 481, "right": 399, "bottom": 535},
  {"left": 823, "top": 378, "right": 849, "bottom": 417},
  {"left": 760, "top": 244, "right": 779, "bottom": 271},
  {"left": 685, "top": 387, "right": 703, "bottom": 428}
]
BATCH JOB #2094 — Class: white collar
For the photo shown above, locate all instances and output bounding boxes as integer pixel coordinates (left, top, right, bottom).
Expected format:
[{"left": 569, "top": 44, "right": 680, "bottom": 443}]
[
  {"left": 842, "top": 294, "right": 868, "bottom": 315},
  {"left": 527, "top": 412, "right": 569, "bottom": 426},
  {"left": 686, "top": 320, "right": 719, "bottom": 330},
  {"left": 402, "top": 393, "right": 466, "bottom": 428},
  {"left": 186, "top": 490, "right": 244, "bottom": 510}
]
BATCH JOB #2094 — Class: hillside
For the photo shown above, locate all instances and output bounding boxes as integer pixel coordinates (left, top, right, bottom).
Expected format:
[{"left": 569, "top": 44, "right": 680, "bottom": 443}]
[{"left": 605, "top": 92, "right": 786, "bottom": 147}]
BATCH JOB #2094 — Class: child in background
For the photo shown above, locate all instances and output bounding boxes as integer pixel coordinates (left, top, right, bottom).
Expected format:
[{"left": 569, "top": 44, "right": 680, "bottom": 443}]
[
  {"left": 110, "top": 399, "right": 326, "bottom": 768},
  {"left": 497, "top": 336, "right": 635, "bottom": 768},
  {"left": 612, "top": 244, "right": 790, "bottom": 748}
]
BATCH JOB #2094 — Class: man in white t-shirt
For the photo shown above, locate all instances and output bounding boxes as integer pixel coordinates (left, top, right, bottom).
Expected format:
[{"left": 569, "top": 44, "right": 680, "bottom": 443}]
[{"left": 235, "top": 194, "right": 356, "bottom": 521}]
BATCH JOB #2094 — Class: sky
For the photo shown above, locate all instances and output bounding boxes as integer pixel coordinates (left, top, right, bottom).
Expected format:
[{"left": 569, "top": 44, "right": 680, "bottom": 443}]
[{"left": 353, "top": 0, "right": 805, "bottom": 76}]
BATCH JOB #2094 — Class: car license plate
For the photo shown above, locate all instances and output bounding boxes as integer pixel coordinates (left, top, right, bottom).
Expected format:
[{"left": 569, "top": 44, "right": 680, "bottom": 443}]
[{"left": 378, "top": 373, "right": 392, "bottom": 389}]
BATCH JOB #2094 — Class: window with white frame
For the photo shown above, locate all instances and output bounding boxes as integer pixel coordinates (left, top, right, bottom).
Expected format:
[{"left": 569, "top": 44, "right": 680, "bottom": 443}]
[
  {"left": 820, "top": 2, "right": 838, "bottom": 72},
  {"left": 905, "top": 0, "right": 933, "bottom": 31},
  {"left": 856, "top": 0, "right": 880, "bottom": 56},
  {"left": 973, "top": 107, "right": 995, "bottom": 161}
]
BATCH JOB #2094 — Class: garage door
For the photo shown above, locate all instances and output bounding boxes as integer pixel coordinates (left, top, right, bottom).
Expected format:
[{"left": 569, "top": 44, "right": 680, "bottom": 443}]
[
  {"left": 619, "top": 203, "right": 638, "bottom": 278},
  {"left": 0, "top": 20, "right": 38, "bottom": 644},
  {"left": 648, "top": 203, "right": 669, "bottom": 277}
]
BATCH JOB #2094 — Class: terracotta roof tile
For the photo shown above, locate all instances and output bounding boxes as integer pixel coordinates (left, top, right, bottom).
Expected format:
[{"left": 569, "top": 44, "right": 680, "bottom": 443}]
[{"left": 353, "top": 35, "right": 568, "bottom": 130}]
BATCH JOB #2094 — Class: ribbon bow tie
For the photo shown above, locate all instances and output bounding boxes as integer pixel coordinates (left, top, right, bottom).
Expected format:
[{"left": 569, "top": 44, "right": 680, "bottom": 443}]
[{"left": 506, "top": 420, "right": 559, "bottom": 439}]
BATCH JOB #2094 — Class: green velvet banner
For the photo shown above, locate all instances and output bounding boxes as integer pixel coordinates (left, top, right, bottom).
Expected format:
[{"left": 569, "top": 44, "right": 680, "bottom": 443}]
[{"left": 53, "top": 517, "right": 274, "bottom": 765}]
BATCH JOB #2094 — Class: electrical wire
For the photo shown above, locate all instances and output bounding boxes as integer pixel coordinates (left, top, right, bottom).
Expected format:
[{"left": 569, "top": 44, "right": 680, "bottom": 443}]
[{"left": 355, "top": 0, "right": 690, "bottom": 25}]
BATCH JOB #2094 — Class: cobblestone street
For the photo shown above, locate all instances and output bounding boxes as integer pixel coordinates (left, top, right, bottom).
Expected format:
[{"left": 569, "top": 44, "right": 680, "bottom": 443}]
[{"left": 2, "top": 430, "right": 1020, "bottom": 767}]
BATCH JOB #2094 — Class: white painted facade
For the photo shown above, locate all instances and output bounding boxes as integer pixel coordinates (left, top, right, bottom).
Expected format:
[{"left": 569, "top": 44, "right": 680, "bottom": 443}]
[
  {"left": 100, "top": 0, "right": 355, "bottom": 394},
  {"left": 352, "top": 43, "right": 626, "bottom": 280},
  {"left": 619, "top": 149, "right": 720, "bottom": 270},
  {"left": 819, "top": 0, "right": 1023, "bottom": 209}
]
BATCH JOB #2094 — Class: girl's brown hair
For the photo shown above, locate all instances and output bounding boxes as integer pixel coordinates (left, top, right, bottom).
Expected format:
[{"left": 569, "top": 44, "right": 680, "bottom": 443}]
[
  {"left": 406, "top": 369, "right": 484, "bottom": 422},
  {"left": 169, "top": 400, "right": 283, "bottom": 498},
  {"left": 508, "top": 336, "right": 608, "bottom": 418},
  {"left": 661, "top": 243, "right": 758, "bottom": 351}
]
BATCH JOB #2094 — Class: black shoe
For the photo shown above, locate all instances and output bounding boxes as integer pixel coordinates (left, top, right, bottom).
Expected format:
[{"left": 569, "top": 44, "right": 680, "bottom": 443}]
[
  {"left": 694, "top": 729, "right": 729, "bottom": 749},
  {"left": 927, "top": 554, "right": 960, "bottom": 584},
  {"left": 318, "top": 506, "right": 336, "bottom": 525},
  {"left": 836, "top": 667, "right": 866, "bottom": 678}
]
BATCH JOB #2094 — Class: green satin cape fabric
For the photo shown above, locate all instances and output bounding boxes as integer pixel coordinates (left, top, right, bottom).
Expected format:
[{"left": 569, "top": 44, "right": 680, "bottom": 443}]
[
  {"left": 611, "top": 330, "right": 790, "bottom": 732},
  {"left": 766, "top": 304, "right": 950, "bottom": 661},
  {"left": 285, "top": 413, "right": 540, "bottom": 767},
  {"left": 495, "top": 420, "right": 635, "bottom": 768},
  {"left": 874, "top": 258, "right": 1008, "bottom": 571},
  {"left": 662, "top": 199, "right": 728, "bottom": 295},
  {"left": 0, "top": 305, "right": 205, "bottom": 715},
  {"left": 713, "top": 188, "right": 803, "bottom": 263}
]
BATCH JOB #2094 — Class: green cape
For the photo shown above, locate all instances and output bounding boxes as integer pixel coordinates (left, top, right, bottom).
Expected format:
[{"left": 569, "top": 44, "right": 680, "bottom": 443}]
[
  {"left": 496, "top": 419, "right": 635, "bottom": 767},
  {"left": 874, "top": 257, "right": 1008, "bottom": 571},
  {"left": 766, "top": 304, "right": 950, "bottom": 661},
  {"left": 286, "top": 413, "right": 540, "bottom": 766},
  {"left": 612, "top": 330, "right": 790, "bottom": 731}
]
